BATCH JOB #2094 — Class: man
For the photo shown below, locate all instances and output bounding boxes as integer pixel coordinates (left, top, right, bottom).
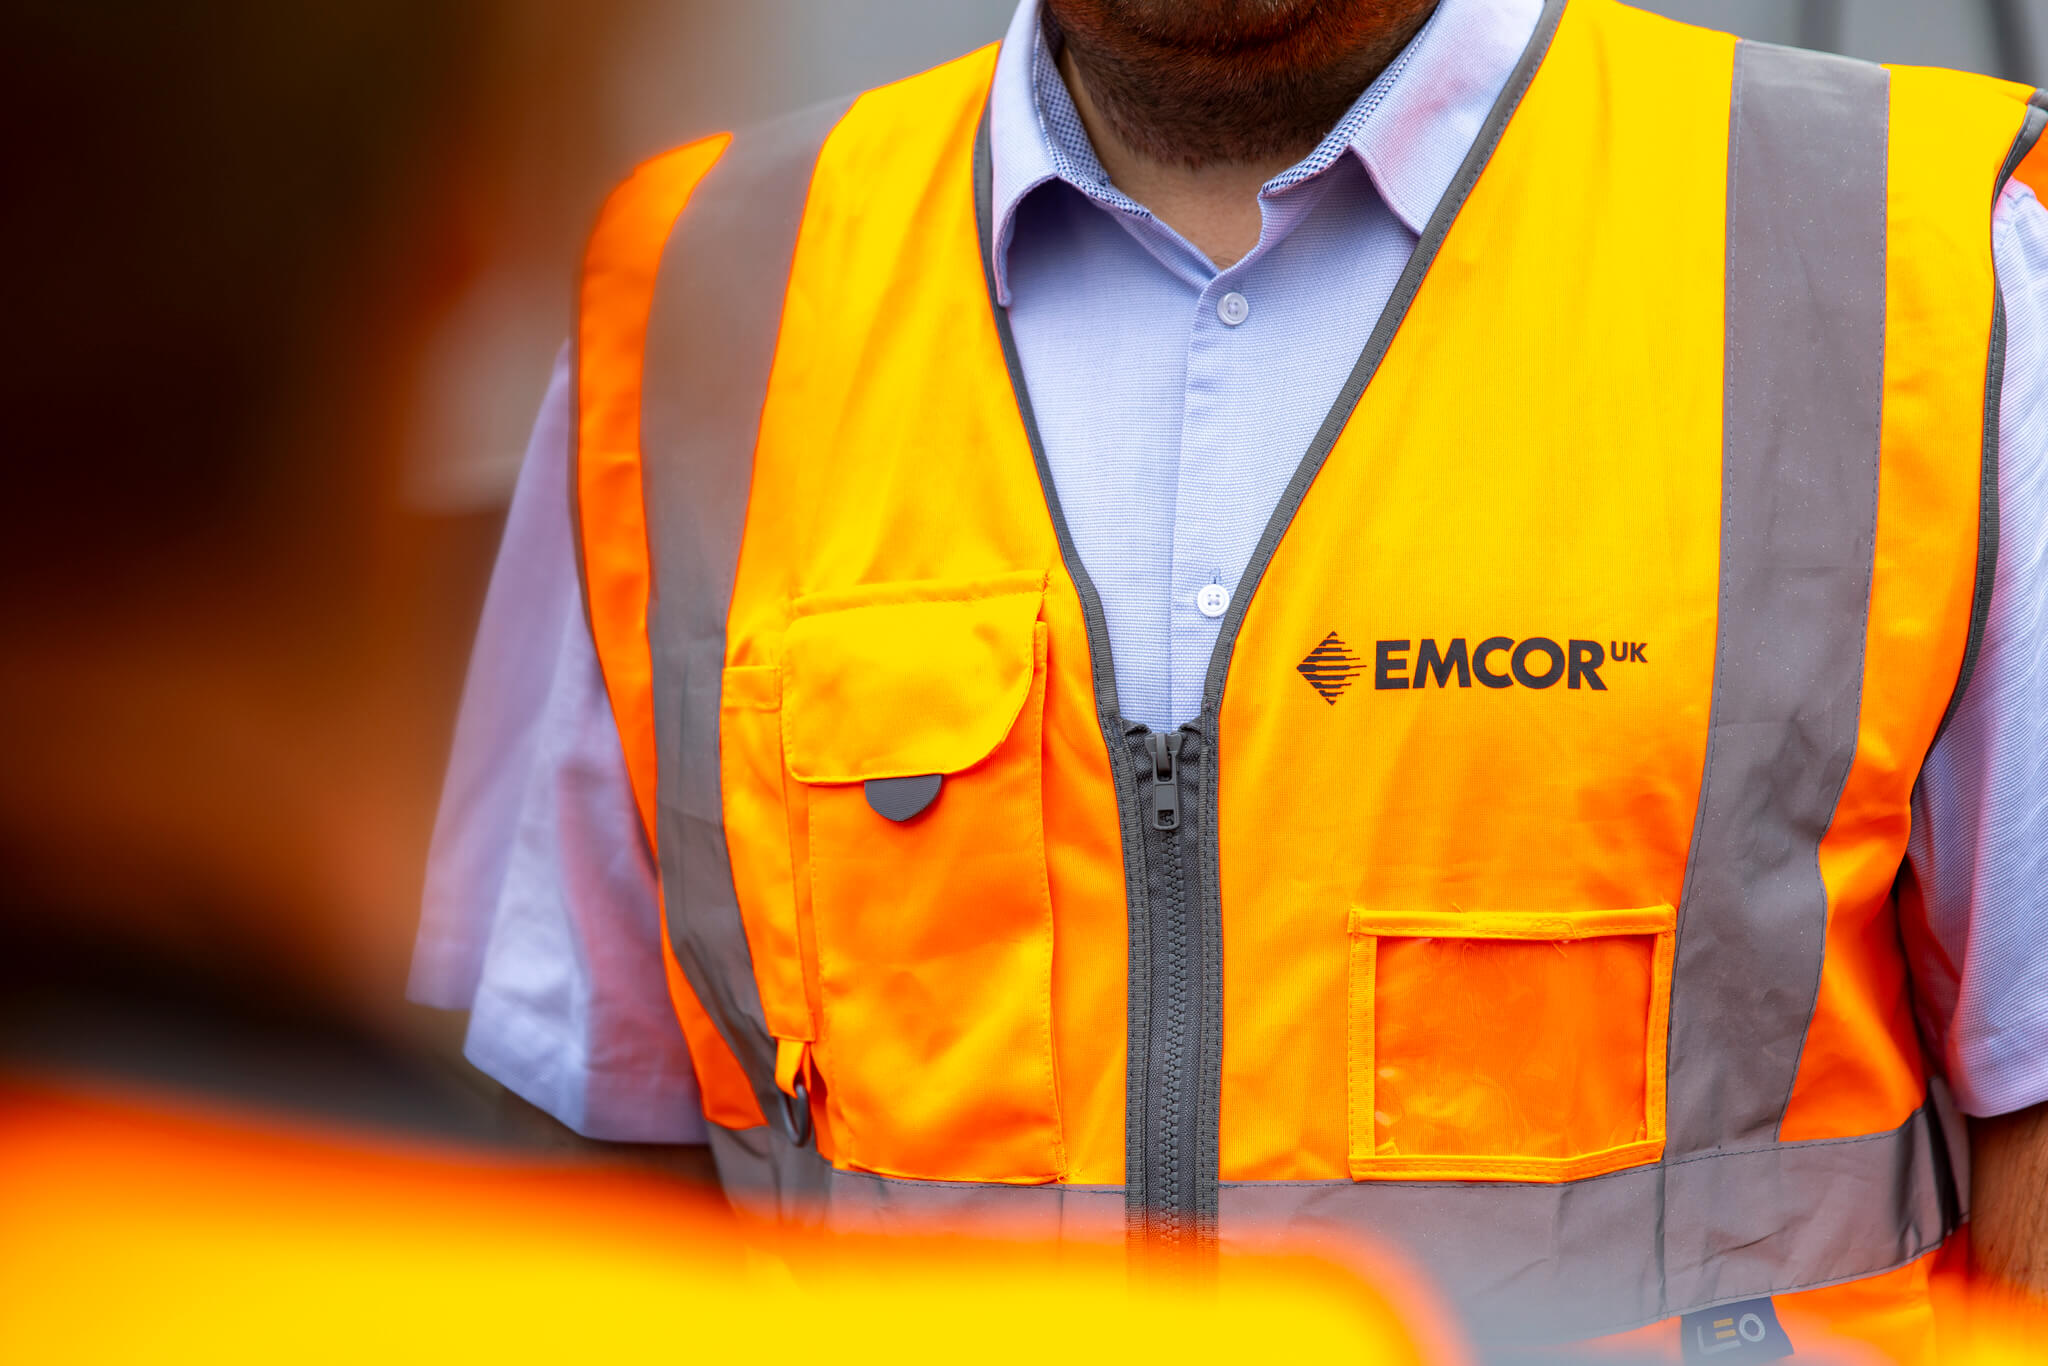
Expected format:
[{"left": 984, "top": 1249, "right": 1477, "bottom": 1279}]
[{"left": 413, "top": 0, "right": 2048, "bottom": 1356}]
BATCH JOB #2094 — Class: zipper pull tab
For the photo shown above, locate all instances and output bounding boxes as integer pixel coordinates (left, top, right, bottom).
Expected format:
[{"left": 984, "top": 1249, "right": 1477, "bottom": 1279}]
[{"left": 1147, "top": 732, "right": 1181, "bottom": 831}]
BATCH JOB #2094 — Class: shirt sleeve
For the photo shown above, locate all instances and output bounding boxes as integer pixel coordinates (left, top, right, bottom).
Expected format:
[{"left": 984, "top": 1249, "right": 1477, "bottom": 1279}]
[
  {"left": 408, "top": 344, "right": 708, "bottom": 1143},
  {"left": 1902, "top": 179, "right": 2048, "bottom": 1120}
]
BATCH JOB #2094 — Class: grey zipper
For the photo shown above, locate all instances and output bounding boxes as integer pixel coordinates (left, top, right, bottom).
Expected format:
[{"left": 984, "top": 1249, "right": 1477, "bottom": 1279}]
[{"left": 1125, "top": 725, "right": 1218, "bottom": 1249}]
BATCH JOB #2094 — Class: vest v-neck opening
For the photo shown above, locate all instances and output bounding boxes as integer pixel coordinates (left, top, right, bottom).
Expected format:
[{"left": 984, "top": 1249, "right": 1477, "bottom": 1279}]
[{"left": 971, "top": 0, "right": 1572, "bottom": 736}]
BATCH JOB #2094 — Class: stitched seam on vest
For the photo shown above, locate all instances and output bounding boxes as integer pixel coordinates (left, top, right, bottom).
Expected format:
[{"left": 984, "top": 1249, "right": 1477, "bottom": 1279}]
[{"left": 1936, "top": 99, "right": 2047, "bottom": 743}]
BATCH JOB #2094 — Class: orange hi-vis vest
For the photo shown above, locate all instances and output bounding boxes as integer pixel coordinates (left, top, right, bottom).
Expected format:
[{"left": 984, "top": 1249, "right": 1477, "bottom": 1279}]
[{"left": 572, "top": 0, "right": 2048, "bottom": 1348}]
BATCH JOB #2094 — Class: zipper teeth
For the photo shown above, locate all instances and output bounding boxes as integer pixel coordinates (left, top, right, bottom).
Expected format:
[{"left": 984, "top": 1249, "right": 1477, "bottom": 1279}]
[
  {"left": 1158, "top": 779, "right": 1189, "bottom": 1244},
  {"left": 1132, "top": 738, "right": 1164, "bottom": 1236},
  {"left": 1132, "top": 731, "right": 1201, "bottom": 1249},
  {"left": 1118, "top": 731, "right": 1153, "bottom": 1231}
]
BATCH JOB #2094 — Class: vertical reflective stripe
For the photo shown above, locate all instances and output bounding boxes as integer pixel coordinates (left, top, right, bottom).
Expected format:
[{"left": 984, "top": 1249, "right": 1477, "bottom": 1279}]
[
  {"left": 574, "top": 136, "right": 730, "bottom": 866},
  {"left": 573, "top": 136, "right": 765, "bottom": 1126},
  {"left": 639, "top": 98, "right": 852, "bottom": 1119},
  {"left": 1666, "top": 43, "right": 1889, "bottom": 1155}
]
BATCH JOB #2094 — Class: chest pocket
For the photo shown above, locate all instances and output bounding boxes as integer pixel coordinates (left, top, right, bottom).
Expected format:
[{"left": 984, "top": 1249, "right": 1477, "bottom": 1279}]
[
  {"left": 1344, "top": 905, "right": 1675, "bottom": 1182},
  {"left": 776, "top": 570, "right": 1065, "bottom": 1183}
]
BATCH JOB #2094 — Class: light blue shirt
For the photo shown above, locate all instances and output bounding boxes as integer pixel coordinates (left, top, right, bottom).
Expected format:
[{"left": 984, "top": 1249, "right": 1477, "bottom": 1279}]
[
  {"left": 410, "top": 0, "right": 2048, "bottom": 1140},
  {"left": 997, "top": 0, "right": 1542, "bottom": 726}
]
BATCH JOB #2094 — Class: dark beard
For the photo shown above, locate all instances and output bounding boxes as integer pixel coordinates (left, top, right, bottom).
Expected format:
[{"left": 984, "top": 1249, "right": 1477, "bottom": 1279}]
[{"left": 1042, "top": 0, "right": 1441, "bottom": 169}]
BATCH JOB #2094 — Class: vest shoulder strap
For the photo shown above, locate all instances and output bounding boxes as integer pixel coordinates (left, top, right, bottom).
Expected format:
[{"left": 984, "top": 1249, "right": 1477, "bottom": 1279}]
[{"left": 598, "top": 44, "right": 1001, "bottom": 1134}]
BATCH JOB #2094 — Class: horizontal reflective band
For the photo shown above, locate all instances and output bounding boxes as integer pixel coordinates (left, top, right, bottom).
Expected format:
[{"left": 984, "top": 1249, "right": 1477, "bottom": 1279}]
[
  {"left": 704, "top": 1123, "right": 1125, "bottom": 1239},
  {"left": 709, "top": 1104, "right": 1949, "bottom": 1345},
  {"left": 641, "top": 97, "right": 852, "bottom": 1118},
  {"left": 1222, "top": 1107, "right": 1948, "bottom": 1343}
]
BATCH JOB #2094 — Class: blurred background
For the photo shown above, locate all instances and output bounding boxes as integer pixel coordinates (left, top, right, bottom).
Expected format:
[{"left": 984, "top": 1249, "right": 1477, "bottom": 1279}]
[{"left": 1, "top": 0, "right": 2043, "bottom": 1156}]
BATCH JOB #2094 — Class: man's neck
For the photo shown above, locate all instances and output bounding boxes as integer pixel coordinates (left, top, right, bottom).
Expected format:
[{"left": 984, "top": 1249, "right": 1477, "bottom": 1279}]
[
  {"left": 1048, "top": 0, "right": 1439, "bottom": 268},
  {"left": 1057, "top": 45, "right": 1300, "bottom": 269}
]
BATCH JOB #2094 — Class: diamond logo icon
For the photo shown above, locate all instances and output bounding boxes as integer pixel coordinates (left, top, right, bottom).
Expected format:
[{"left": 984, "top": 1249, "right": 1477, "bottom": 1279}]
[{"left": 1297, "top": 631, "right": 1366, "bottom": 704}]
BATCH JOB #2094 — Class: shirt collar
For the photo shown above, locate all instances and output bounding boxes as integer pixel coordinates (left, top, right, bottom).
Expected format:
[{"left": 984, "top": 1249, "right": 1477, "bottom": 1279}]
[{"left": 985, "top": 0, "right": 1547, "bottom": 304}]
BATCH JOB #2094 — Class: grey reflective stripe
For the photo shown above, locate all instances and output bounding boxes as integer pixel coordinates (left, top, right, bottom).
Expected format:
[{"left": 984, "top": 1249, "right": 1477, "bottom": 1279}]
[
  {"left": 705, "top": 1117, "right": 833, "bottom": 1217},
  {"left": 639, "top": 97, "right": 852, "bottom": 1121},
  {"left": 1665, "top": 42, "right": 1890, "bottom": 1156},
  {"left": 702, "top": 1103, "right": 1945, "bottom": 1342}
]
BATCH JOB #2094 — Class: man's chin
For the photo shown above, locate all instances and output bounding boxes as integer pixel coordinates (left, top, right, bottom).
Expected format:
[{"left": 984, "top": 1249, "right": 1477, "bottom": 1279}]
[
  {"left": 1058, "top": 0, "right": 1349, "bottom": 54},
  {"left": 1044, "top": 0, "right": 1439, "bottom": 168}
]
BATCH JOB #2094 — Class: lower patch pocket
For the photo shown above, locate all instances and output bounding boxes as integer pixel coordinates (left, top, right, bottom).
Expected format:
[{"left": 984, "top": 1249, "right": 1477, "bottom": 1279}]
[
  {"left": 783, "top": 572, "right": 1064, "bottom": 1183},
  {"left": 1345, "top": 904, "right": 1675, "bottom": 1182}
]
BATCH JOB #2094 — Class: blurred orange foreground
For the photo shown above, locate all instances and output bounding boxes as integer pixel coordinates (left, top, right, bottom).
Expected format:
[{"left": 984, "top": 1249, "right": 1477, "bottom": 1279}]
[{"left": 0, "top": 1077, "right": 1467, "bottom": 1364}]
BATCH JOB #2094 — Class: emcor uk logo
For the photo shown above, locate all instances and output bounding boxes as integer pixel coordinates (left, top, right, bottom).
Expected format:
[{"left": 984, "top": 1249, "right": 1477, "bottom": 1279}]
[{"left": 1297, "top": 632, "right": 1648, "bottom": 704}]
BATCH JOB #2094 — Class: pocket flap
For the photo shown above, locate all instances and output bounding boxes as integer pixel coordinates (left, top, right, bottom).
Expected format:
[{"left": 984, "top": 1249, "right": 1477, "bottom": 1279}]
[
  {"left": 1347, "top": 905, "right": 1676, "bottom": 941},
  {"left": 782, "top": 571, "right": 1047, "bottom": 784}
]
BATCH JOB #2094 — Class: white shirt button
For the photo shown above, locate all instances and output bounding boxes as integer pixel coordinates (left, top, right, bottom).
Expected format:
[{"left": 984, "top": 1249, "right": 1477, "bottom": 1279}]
[
  {"left": 1195, "top": 583, "right": 1232, "bottom": 618},
  {"left": 1216, "top": 291, "right": 1250, "bottom": 327}
]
